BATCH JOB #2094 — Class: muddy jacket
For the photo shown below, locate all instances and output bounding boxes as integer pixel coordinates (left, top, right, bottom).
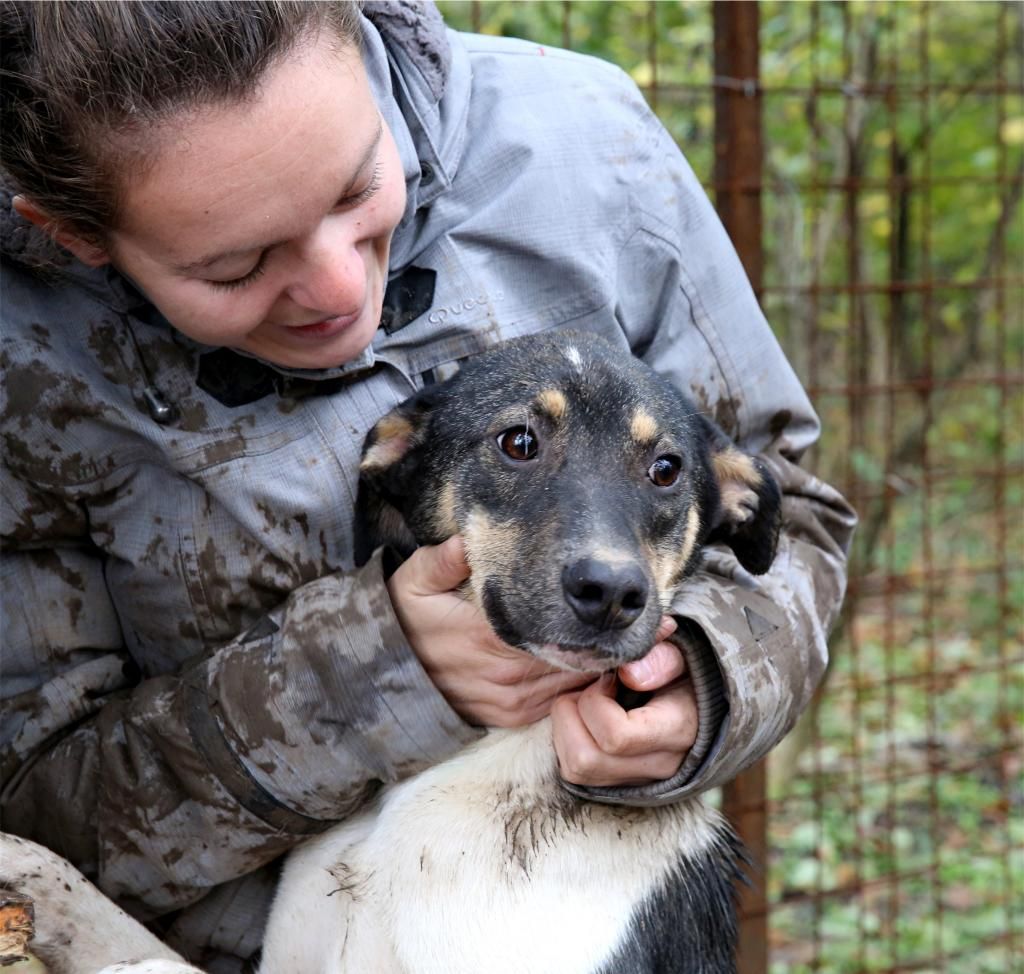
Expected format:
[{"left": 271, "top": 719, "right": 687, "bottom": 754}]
[{"left": 0, "top": 3, "right": 855, "bottom": 967}]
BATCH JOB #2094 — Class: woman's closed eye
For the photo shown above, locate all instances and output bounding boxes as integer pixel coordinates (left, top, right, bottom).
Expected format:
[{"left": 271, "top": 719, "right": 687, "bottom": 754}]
[
  {"left": 337, "top": 162, "right": 383, "bottom": 209},
  {"left": 205, "top": 255, "right": 269, "bottom": 291},
  {"left": 201, "top": 162, "right": 384, "bottom": 292}
]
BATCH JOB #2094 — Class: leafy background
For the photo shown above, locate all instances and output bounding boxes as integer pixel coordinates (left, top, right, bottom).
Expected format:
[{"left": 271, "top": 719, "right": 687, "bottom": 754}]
[{"left": 438, "top": 3, "right": 1023, "bottom": 972}]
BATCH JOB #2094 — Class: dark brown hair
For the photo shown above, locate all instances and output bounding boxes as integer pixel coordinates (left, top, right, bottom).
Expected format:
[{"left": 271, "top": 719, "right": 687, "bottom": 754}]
[{"left": 0, "top": 1, "right": 362, "bottom": 245}]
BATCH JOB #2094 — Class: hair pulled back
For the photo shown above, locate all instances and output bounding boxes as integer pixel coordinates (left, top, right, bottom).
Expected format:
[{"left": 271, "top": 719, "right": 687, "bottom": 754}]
[{"left": 0, "top": 1, "right": 361, "bottom": 245}]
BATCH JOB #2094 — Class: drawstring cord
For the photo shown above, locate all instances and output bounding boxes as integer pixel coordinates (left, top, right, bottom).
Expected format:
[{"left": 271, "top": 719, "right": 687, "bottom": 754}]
[
  {"left": 120, "top": 312, "right": 179, "bottom": 425},
  {"left": 142, "top": 385, "right": 177, "bottom": 425}
]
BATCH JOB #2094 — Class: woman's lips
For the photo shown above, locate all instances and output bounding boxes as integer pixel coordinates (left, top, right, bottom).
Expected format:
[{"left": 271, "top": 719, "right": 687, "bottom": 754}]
[{"left": 284, "top": 310, "right": 361, "bottom": 340}]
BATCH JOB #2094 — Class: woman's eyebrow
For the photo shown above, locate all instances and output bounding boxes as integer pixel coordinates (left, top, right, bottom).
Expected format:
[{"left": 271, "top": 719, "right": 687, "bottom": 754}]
[{"left": 174, "top": 118, "right": 384, "bottom": 274}]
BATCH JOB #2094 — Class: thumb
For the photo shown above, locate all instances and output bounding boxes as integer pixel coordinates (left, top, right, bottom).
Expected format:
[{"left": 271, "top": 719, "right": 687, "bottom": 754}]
[
  {"left": 408, "top": 535, "right": 470, "bottom": 594},
  {"left": 617, "top": 639, "right": 686, "bottom": 691}
]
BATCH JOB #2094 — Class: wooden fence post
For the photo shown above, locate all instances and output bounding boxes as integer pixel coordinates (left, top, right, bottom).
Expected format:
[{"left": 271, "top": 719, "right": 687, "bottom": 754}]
[{"left": 713, "top": 3, "right": 768, "bottom": 974}]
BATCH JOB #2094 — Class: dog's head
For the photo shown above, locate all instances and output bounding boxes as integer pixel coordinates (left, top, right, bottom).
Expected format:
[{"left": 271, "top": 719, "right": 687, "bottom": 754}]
[{"left": 357, "top": 331, "right": 781, "bottom": 672}]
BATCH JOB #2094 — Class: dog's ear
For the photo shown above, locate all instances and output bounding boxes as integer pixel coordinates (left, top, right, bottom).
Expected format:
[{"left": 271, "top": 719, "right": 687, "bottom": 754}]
[
  {"left": 354, "top": 385, "right": 441, "bottom": 567},
  {"left": 699, "top": 418, "right": 783, "bottom": 575}
]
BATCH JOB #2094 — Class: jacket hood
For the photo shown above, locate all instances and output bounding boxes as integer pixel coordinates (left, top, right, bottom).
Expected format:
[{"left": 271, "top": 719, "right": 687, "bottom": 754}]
[
  {"left": 0, "top": 1, "right": 467, "bottom": 288},
  {"left": 361, "top": 0, "right": 450, "bottom": 101}
]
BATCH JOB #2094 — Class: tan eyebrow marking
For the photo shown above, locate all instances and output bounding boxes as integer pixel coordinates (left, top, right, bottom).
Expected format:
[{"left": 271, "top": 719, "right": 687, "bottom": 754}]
[
  {"left": 630, "top": 409, "right": 659, "bottom": 444},
  {"left": 534, "top": 388, "right": 567, "bottom": 422}
]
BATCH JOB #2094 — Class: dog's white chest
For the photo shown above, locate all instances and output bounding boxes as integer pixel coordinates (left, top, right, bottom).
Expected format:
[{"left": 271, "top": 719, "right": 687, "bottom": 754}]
[{"left": 260, "top": 720, "right": 723, "bottom": 974}]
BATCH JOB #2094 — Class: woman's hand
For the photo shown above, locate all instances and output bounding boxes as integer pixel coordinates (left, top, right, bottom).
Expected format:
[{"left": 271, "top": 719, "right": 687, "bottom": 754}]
[
  {"left": 551, "top": 618, "right": 699, "bottom": 787},
  {"left": 387, "top": 536, "right": 592, "bottom": 727}
]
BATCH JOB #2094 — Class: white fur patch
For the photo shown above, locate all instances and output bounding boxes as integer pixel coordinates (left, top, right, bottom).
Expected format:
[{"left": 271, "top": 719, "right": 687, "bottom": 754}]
[
  {"left": 563, "top": 344, "right": 584, "bottom": 370},
  {"left": 526, "top": 641, "right": 617, "bottom": 673},
  {"left": 261, "top": 721, "right": 725, "bottom": 974}
]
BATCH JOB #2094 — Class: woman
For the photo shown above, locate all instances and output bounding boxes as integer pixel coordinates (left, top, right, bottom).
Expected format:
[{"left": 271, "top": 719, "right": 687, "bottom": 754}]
[{"left": 0, "top": 1, "right": 855, "bottom": 968}]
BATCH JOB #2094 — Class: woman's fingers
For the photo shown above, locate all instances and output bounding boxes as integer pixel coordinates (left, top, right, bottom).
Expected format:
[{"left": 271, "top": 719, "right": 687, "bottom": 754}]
[{"left": 552, "top": 676, "right": 698, "bottom": 786}]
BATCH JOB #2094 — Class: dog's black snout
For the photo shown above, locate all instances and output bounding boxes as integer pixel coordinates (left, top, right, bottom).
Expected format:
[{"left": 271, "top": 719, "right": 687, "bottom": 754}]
[{"left": 562, "top": 557, "right": 648, "bottom": 630}]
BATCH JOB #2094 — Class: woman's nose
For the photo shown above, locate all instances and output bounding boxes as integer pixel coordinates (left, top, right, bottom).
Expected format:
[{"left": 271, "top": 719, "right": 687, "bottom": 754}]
[{"left": 285, "top": 224, "right": 366, "bottom": 313}]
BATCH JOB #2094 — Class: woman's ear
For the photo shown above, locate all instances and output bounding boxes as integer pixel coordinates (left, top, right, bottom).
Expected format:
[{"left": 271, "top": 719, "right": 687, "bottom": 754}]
[{"left": 12, "top": 195, "right": 111, "bottom": 267}]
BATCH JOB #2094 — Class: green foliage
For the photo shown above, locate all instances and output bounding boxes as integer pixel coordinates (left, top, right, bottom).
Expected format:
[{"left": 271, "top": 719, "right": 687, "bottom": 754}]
[
  {"left": 438, "top": 2, "right": 1023, "bottom": 969},
  {"left": 439, "top": 1, "right": 717, "bottom": 174}
]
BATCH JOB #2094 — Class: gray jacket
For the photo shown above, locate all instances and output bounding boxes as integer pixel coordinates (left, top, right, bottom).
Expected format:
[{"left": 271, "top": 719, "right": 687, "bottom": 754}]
[{"left": 0, "top": 3, "right": 855, "bottom": 967}]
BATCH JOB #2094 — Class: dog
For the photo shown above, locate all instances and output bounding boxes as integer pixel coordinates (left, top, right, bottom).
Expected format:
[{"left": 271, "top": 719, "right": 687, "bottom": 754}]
[
  {"left": 0, "top": 330, "right": 780, "bottom": 974},
  {"left": 259, "top": 330, "right": 781, "bottom": 974}
]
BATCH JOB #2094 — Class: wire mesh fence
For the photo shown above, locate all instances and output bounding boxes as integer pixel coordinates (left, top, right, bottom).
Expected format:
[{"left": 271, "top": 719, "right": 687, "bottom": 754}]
[{"left": 439, "top": 3, "right": 1023, "bottom": 972}]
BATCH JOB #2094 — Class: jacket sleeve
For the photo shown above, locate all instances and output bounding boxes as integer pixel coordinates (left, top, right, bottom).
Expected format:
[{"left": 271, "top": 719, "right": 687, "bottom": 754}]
[
  {"left": 566, "top": 91, "right": 857, "bottom": 806},
  {"left": 1, "top": 476, "right": 480, "bottom": 918}
]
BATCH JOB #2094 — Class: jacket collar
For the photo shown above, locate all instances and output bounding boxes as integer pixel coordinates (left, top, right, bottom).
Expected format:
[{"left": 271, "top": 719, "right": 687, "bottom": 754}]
[{"left": 360, "top": 2, "right": 470, "bottom": 270}]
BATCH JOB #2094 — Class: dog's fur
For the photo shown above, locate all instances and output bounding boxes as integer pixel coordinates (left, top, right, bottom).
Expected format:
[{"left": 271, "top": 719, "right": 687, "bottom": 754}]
[
  {"left": 0, "top": 331, "right": 781, "bottom": 974},
  {"left": 262, "top": 331, "right": 781, "bottom": 974}
]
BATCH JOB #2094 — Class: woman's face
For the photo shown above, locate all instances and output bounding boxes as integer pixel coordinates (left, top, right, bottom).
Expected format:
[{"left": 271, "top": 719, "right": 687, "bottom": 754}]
[{"left": 103, "top": 37, "right": 407, "bottom": 370}]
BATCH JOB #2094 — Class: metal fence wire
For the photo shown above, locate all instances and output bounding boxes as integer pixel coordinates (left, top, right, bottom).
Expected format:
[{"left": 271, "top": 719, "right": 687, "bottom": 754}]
[{"left": 440, "top": 3, "right": 1024, "bottom": 972}]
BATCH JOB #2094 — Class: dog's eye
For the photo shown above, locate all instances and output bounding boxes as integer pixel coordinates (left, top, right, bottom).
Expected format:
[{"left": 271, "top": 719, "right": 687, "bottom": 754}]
[
  {"left": 496, "top": 426, "right": 538, "bottom": 461},
  {"left": 648, "top": 455, "right": 681, "bottom": 487}
]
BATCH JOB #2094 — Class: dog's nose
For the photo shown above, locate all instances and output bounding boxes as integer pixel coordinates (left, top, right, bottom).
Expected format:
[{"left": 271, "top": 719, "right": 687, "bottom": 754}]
[{"left": 562, "top": 557, "right": 648, "bottom": 630}]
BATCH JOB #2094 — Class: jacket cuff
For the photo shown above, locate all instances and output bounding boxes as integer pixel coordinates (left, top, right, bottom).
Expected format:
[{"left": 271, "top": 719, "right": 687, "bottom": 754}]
[
  {"left": 563, "top": 561, "right": 798, "bottom": 807},
  {"left": 659, "top": 619, "right": 729, "bottom": 788},
  {"left": 189, "top": 549, "right": 482, "bottom": 825}
]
